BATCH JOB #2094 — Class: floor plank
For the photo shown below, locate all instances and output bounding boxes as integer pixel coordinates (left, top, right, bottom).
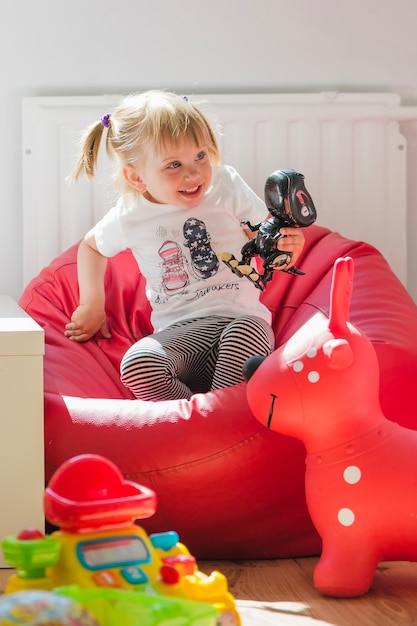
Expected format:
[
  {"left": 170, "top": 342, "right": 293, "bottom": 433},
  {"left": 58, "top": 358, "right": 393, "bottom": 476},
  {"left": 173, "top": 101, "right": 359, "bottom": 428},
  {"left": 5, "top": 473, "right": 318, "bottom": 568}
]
[{"left": 199, "top": 558, "right": 417, "bottom": 625}]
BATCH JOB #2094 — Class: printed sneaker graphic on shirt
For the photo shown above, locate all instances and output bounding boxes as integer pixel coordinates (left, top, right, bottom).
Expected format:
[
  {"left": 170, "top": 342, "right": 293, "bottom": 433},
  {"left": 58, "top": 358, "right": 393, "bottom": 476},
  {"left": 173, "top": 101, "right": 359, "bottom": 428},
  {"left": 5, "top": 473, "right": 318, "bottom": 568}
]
[
  {"left": 158, "top": 240, "right": 190, "bottom": 293},
  {"left": 183, "top": 217, "right": 219, "bottom": 279}
]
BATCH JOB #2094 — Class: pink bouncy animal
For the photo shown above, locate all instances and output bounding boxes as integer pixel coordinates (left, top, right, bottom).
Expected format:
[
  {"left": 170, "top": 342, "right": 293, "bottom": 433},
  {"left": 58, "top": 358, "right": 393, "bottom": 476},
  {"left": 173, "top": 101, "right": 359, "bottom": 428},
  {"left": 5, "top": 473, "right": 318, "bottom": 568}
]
[{"left": 244, "top": 256, "right": 417, "bottom": 597}]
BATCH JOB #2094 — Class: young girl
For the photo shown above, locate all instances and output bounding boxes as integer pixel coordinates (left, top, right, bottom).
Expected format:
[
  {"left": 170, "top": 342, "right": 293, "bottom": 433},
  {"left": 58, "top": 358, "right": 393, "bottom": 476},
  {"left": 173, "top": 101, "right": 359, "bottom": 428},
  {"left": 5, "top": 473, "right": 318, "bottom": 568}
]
[{"left": 64, "top": 90, "right": 305, "bottom": 401}]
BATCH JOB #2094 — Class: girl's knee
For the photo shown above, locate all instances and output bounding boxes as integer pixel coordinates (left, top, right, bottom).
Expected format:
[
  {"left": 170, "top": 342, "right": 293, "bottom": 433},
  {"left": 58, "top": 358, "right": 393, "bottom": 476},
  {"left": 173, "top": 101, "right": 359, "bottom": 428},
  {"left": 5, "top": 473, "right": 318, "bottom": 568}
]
[
  {"left": 120, "top": 350, "right": 166, "bottom": 380},
  {"left": 221, "top": 316, "right": 275, "bottom": 352}
]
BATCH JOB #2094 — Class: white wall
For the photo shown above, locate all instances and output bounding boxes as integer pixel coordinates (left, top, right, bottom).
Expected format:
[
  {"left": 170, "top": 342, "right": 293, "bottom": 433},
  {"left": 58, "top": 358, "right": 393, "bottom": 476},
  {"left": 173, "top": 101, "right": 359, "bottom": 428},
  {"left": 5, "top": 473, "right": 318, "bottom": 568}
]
[{"left": 2, "top": 0, "right": 417, "bottom": 302}]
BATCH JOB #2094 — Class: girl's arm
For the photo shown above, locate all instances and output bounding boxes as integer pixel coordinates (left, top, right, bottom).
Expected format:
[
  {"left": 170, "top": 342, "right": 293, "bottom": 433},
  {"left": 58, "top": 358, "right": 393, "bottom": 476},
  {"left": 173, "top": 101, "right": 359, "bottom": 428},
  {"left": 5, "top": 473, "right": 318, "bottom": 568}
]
[{"left": 64, "top": 231, "right": 111, "bottom": 342}]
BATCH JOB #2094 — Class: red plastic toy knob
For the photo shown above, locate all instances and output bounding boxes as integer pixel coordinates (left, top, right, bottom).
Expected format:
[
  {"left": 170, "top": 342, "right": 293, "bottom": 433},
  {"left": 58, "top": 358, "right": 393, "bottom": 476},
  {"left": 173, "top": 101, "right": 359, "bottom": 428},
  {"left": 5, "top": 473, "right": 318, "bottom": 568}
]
[
  {"left": 160, "top": 565, "right": 181, "bottom": 585},
  {"left": 17, "top": 529, "right": 45, "bottom": 540}
]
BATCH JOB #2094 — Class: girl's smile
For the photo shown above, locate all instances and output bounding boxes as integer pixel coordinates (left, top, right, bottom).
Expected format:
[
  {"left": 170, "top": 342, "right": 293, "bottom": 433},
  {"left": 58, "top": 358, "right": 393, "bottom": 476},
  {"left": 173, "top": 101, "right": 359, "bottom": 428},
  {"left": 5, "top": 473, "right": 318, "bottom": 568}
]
[{"left": 179, "top": 184, "right": 204, "bottom": 199}]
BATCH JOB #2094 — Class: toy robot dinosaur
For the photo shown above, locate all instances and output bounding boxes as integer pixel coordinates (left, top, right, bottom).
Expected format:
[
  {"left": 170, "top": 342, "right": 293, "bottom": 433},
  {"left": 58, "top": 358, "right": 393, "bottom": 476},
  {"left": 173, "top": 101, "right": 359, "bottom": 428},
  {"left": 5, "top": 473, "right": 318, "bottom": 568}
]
[{"left": 218, "top": 169, "right": 317, "bottom": 290}]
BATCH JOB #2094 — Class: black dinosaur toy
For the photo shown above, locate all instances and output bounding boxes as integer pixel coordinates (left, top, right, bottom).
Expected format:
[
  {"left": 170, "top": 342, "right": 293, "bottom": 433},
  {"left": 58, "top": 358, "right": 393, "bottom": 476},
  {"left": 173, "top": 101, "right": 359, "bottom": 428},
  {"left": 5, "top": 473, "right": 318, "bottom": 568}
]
[{"left": 218, "top": 169, "right": 317, "bottom": 290}]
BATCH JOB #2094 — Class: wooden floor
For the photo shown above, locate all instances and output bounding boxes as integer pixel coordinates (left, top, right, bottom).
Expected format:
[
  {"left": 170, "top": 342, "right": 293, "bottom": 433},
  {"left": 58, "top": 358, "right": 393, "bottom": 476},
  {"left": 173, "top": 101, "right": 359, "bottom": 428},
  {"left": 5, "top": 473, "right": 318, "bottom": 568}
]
[
  {"left": 2, "top": 557, "right": 417, "bottom": 624},
  {"left": 201, "top": 558, "right": 417, "bottom": 624}
]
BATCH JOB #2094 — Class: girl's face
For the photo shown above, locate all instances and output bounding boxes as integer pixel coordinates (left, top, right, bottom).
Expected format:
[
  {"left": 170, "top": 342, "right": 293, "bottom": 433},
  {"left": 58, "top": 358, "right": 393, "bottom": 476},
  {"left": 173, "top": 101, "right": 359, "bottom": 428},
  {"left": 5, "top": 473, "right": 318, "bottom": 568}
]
[{"left": 124, "top": 136, "right": 213, "bottom": 209}]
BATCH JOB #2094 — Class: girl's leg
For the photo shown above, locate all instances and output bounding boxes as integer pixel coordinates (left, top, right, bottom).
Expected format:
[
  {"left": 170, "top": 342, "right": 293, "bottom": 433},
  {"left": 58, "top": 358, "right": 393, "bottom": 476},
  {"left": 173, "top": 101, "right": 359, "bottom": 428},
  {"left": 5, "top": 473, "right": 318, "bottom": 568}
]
[
  {"left": 211, "top": 315, "right": 275, "bottom": 390},
  {"left": 120, "top": 316, "right": 232, "bottom": 401}
]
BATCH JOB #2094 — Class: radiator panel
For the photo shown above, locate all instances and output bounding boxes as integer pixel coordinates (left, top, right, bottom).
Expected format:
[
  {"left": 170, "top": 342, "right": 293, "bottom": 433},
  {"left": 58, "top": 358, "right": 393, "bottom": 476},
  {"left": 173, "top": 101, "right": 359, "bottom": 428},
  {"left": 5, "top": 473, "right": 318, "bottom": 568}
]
[{"left": 22, "top": 93, "right": 414, "bottom": 286}]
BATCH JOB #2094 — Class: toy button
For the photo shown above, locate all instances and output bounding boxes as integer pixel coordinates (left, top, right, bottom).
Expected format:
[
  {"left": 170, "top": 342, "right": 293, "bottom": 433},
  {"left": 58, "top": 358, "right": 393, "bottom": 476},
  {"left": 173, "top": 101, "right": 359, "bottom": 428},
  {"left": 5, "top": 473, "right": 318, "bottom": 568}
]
[
  {"left": 92, "top": 570, "right": 122, "bottom": 588},
  {"left": 121, "top": 566, "right": 149, "bottom": 585},
  {"left": 162, "top": 554, "right": 196, "bottom": 576},
  {"left": 149, "top": 531, "right": 179, "bottom": 551}
]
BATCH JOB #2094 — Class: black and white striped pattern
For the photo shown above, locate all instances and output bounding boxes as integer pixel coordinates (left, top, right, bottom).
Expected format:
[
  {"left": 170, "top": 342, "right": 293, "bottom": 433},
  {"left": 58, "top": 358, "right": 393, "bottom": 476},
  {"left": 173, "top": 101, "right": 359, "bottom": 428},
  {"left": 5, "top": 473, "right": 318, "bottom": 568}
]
[{"left": 120, "top": 315, "right": 275, "bottom": 401}]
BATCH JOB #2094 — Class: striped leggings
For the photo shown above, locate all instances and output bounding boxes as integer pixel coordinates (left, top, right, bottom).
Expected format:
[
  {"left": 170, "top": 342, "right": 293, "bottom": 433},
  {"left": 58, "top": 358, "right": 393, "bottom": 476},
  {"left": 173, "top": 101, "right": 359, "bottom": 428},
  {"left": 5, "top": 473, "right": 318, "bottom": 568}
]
[{"left": 120, "top": 315, "right": 275, "bottom": 401}]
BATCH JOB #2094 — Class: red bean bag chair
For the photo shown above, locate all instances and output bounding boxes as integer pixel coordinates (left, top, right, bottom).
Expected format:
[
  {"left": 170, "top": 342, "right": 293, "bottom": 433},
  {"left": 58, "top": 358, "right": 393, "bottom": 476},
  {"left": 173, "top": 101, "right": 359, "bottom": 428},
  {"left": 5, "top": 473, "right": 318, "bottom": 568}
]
[{"left": 19, "top": 225, "right": 417, "bottom": 559}]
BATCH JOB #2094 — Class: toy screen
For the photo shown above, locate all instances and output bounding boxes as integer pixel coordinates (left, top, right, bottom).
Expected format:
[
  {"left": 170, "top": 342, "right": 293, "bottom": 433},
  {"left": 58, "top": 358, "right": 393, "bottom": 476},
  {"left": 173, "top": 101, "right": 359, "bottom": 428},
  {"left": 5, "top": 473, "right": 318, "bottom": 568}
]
[{"left": 78, "top": 536, "right": 150, "bottom": 568}]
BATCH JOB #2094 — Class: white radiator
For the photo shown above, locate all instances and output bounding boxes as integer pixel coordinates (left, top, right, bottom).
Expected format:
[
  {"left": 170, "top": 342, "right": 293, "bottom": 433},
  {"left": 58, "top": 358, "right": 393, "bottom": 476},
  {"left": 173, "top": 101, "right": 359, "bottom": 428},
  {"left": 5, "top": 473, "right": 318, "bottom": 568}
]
[{"left": 22, "top": 92, "right": 417, "bottom": 287}]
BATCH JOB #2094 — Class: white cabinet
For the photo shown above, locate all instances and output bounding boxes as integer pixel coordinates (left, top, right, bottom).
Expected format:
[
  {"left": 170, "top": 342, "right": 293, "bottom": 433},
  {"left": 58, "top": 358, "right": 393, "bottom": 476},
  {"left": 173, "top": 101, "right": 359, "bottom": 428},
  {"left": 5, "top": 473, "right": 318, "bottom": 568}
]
[{"left": 0, "top": 296, "right": 44, "bottom": 567}]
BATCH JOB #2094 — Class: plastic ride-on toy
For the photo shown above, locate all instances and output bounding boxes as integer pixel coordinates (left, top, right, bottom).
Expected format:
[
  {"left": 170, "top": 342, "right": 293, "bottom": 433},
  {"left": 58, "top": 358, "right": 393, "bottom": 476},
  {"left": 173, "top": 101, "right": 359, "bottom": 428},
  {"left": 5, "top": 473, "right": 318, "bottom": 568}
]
[{"left": 2, "top": 454, "right": 240, "bottom": 625}]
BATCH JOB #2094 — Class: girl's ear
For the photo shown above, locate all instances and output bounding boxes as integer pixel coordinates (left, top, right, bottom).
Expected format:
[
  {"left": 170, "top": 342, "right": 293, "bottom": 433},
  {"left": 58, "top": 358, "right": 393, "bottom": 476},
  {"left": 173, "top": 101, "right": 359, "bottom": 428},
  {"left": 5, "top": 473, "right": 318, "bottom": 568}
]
[{"left": 123, "top": 165, "right": 147, "bottom": 192}]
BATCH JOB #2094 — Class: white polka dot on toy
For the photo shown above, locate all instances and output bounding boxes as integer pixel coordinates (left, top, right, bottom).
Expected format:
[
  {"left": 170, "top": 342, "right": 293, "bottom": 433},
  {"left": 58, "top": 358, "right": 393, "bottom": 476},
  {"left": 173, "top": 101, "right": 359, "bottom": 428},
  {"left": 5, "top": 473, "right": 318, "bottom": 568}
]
[
  {"left": 338, "top": 508, "right": 355, "bottom": 527},
  {"left": 308, "top": 371, "right": 320, "bottom": 383},
  {"left": 343, "top": 466, "right": 362, "bottom": 484}
]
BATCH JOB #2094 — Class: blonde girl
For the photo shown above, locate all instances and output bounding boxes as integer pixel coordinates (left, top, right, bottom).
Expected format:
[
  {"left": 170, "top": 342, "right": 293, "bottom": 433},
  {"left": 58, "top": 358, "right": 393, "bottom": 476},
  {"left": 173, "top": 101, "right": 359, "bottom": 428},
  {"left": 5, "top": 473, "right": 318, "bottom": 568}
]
[{"left": 65, "top": 90, "right": 304, "bottom": 401}]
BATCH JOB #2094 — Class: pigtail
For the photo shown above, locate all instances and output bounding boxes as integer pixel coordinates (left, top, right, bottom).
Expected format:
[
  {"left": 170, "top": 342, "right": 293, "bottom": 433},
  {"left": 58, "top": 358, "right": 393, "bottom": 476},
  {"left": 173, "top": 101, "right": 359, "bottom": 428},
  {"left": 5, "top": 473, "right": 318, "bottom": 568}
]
[{"left": 70, "top": 120, "right": 108, "bottom": 182}]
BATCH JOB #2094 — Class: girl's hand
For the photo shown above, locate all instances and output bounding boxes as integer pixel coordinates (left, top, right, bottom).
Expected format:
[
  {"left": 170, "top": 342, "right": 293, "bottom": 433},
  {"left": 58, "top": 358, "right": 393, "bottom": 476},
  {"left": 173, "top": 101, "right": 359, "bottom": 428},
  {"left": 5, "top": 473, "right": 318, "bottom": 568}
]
[
  {"left": 279, "top": 227, "right": 305, "bottom": 267},
  {"left": 64, "top": 304, "right": 111, "bottom": 343}
]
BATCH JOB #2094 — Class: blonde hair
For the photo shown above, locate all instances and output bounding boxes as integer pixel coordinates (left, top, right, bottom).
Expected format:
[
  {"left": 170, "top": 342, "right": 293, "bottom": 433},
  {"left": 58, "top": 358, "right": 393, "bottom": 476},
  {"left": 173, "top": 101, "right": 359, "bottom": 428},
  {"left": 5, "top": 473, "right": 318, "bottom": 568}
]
[{"left": 71, "top": 90, "right": 221, "bottom": 194}]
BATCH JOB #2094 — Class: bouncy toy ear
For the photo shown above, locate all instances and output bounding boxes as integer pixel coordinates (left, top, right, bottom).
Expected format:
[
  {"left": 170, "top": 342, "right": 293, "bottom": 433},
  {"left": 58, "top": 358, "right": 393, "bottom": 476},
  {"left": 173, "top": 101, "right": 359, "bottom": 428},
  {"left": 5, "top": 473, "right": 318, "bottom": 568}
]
[
  {"left": 329, "top": 257, "right": 354, "bottom": 334},
  {"left": 322, "top": 338, "right": 354, "bottom": 370}
]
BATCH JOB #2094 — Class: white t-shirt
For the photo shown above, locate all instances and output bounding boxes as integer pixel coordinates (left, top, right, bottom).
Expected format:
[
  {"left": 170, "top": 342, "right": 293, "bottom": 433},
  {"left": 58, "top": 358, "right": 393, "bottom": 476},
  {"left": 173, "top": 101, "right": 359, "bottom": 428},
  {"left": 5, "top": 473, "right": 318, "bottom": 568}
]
[{"left": 94, "top": 165, "right": 271, "bottom": 331}]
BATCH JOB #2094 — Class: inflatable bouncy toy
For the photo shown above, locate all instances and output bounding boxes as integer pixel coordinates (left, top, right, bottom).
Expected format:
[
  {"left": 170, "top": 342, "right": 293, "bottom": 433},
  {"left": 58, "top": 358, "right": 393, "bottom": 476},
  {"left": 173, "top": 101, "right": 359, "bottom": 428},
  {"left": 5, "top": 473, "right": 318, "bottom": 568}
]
[
  {"left": 244, "top": 256, "right": 417, "bottom": 597},
  {"left": 2, "top": 454, "right": 238, "bottom": 625}
]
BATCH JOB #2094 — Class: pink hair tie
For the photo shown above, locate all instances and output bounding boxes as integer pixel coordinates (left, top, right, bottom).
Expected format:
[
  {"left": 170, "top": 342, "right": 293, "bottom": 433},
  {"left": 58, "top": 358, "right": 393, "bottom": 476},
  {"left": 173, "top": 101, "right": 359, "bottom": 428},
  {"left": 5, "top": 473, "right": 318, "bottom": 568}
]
[{"left": 100, "top": 113, "right": 111, "bottom": 128}]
